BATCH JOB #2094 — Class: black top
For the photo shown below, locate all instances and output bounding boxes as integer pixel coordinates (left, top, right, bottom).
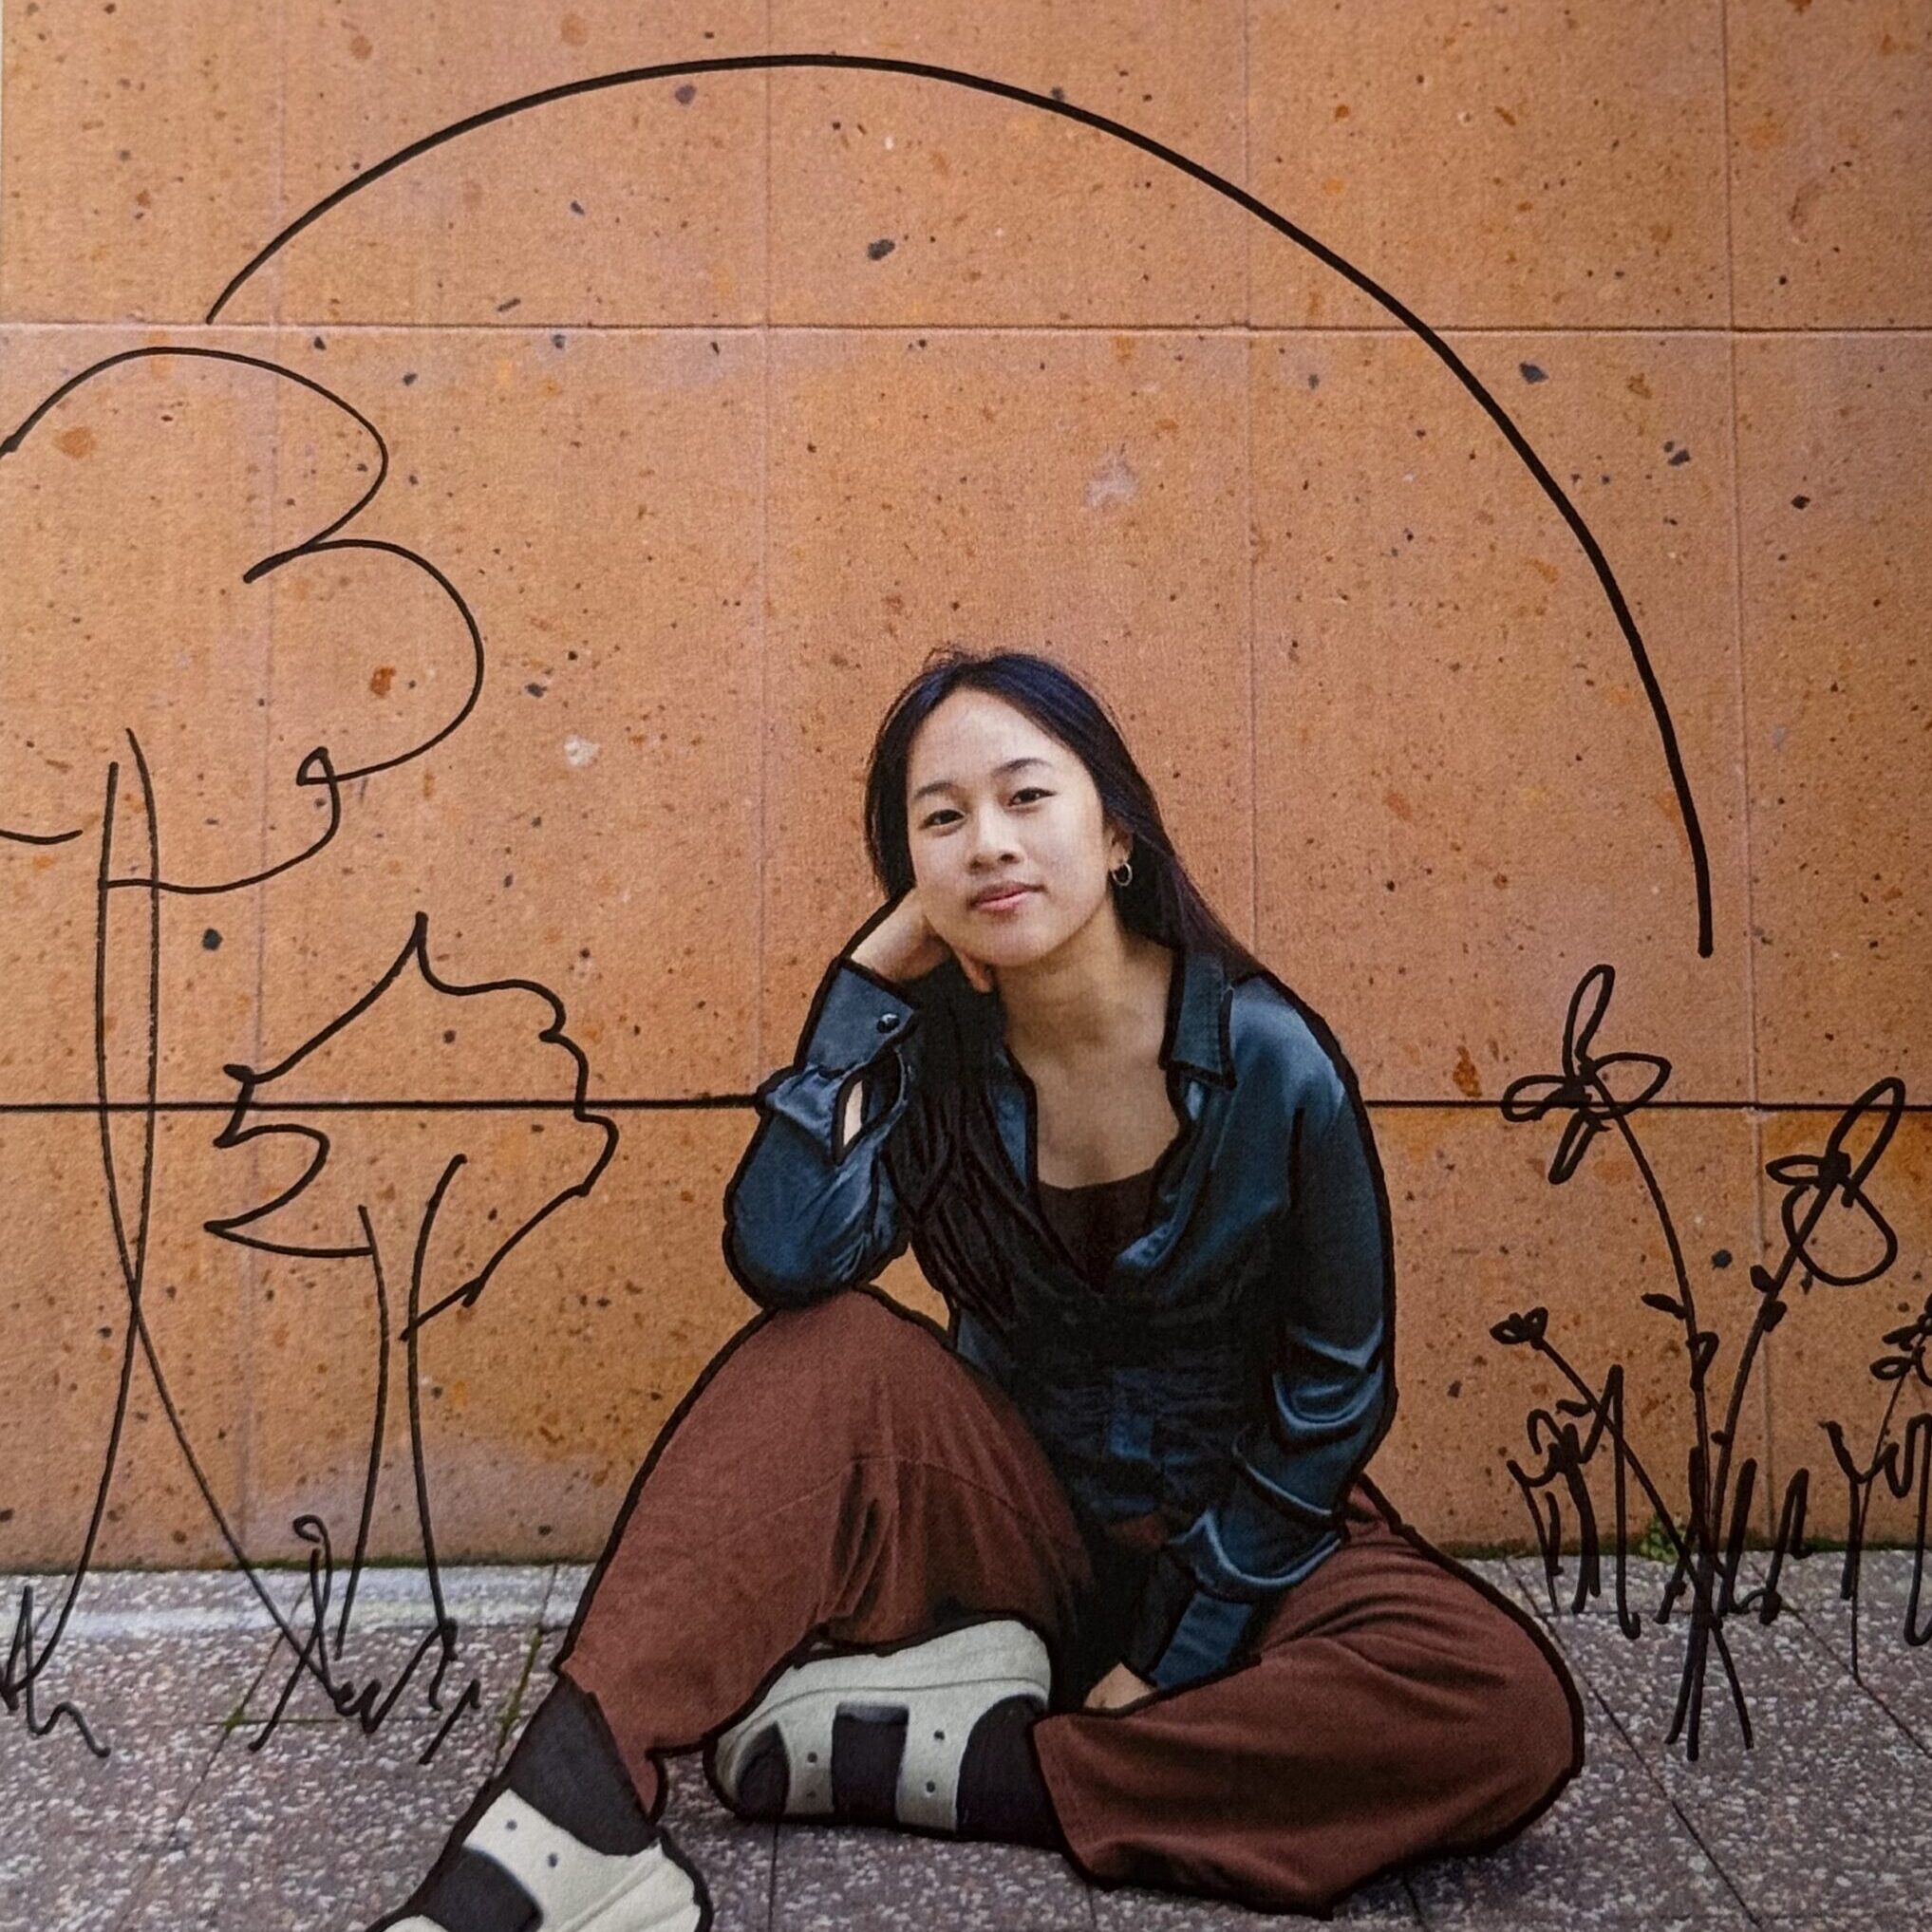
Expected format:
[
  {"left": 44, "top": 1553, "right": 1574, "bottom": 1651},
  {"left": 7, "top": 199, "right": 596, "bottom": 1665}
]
[{"left": 1037, "top": 1162, "right": 1162, "bottom": 1288}]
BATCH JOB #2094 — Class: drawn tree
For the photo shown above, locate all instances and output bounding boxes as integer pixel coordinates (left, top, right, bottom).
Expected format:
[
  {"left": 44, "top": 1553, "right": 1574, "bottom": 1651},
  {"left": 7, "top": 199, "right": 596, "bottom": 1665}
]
[
  {"left": 202, "top": 910, "right": 615, "bottom": 1744},
  {"left": 0, "top": 347, "right": 483, "bottom": 1743}
]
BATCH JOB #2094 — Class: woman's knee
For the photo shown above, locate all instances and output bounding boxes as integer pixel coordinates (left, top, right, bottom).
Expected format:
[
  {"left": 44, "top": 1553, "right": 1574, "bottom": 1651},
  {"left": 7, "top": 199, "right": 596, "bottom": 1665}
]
[
  {"left": 745, "top": 1284, "right": 945, "bottom": 1408},
  {"left": 760, "top": 1281, "right": 927, "bottom": 1351}
]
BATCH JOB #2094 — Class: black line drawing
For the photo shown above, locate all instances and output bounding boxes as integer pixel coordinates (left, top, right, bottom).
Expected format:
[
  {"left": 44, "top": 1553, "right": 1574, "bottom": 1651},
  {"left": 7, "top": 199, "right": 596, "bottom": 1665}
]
[
  {"left": 203, "top": 50, "right": 1715, "bottom": 961},
  {"left": 205, "top": 910, "right": 617, "bottom": 1753},
  {"left": 0, "top": 347, "right": 598, "bottom": 1760},
  {"left": 1492, "top": 960, "right": 1910, "bottom": 1758},
  {"left": 0, "top": 44, "right": 1911, "bottom": 1848},
  {"left": 1822, "top": 1292, "right": 1932, "bottom": 1683}
]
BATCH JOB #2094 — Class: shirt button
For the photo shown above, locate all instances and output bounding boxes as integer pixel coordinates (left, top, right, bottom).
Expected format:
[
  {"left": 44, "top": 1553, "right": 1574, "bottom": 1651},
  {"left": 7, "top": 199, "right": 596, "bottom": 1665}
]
[{"left": 875, "top": 1012, "right": 900, "bottom": 1033}]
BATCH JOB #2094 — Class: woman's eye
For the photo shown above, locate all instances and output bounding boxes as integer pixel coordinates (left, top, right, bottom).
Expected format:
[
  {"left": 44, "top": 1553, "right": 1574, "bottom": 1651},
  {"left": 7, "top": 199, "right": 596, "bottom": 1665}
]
[{"left": 919, "top": 790, "right": 1050, "bottom": 830}]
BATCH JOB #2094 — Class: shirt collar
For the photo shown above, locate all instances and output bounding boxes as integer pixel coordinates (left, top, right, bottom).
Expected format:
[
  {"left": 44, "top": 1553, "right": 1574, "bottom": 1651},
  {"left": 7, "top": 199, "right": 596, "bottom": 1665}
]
[
  {"left": 967, "top": 937, "right": 1236, "bottom": 1091},
  {"left": 1163, "top": 940, "right": 1237, "bottom": 1090}
]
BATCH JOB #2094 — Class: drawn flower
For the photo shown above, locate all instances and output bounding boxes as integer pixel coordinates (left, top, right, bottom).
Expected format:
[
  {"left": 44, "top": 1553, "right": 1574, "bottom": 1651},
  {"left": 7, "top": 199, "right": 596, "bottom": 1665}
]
[
  {"left": 1759, "top": 1078, "right": 1905, "bottom": 1298},
  {"left": 1490, "top": 1306, "right": 1549, "bottom": 1349},
  {"left": 1867, "top": 1291, "right": 1932, "bottom": 1387},
  {"left": 1498, "top": 963, "right": 1670, "bottom": 1185}
]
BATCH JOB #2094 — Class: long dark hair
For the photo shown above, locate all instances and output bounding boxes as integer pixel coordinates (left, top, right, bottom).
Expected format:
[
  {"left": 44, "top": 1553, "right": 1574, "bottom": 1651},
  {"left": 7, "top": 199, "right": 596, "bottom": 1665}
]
[{"left": 859, "top": 647, "right": 1269, "bottom": 1006}]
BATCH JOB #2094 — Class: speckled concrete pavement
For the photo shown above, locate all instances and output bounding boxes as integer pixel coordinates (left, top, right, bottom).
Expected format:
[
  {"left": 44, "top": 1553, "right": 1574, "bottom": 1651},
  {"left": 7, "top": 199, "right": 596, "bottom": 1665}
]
[{"left": 3, "top": 1553, "right": 1923, "bottom": 1931}]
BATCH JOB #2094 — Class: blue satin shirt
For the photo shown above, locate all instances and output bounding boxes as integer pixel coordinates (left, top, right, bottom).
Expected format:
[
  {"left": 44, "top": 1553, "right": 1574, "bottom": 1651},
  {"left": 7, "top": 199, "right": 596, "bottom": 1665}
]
[{"left": 721, "top": 939, "right": 1396, "bottom": 1693}]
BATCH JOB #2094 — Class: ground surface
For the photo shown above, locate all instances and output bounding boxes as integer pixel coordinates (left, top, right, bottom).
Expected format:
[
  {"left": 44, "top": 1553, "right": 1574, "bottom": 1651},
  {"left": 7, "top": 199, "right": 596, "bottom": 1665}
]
[{"left": 3, "top": 1551, "right": 1923, "bottom": 1930}]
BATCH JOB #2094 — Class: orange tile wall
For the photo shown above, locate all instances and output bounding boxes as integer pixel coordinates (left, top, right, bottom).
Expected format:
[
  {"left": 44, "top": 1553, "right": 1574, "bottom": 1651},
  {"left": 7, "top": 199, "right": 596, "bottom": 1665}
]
[{"left": 1, "top": 4, "right": 1925, "bottom": 1570}]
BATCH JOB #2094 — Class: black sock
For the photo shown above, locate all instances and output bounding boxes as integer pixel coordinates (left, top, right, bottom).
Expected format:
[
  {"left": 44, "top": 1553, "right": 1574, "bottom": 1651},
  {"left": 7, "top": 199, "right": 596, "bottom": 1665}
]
[
  {"left": 400, "top": 1676, "right": 655, "bottom": 1932},
  {"left": 955, "top": 1695, "right": 1069, "bottom": 1853},
  {"left": 501, "top": 1672, "right": 658, "bottom": 1854}
]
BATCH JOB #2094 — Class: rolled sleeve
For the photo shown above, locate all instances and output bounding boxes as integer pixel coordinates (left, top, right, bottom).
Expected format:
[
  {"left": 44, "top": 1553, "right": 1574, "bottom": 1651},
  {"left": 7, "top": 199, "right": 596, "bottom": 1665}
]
[
  {"left": 755, "top": 957, "right": 921, "bottom": 1163},
  {"left": 722, "top": 956, "right": 927, "bottom": 1307}
]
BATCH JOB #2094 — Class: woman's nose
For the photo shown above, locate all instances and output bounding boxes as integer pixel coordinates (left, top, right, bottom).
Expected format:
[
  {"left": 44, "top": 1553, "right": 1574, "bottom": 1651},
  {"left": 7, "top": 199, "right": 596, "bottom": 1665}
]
[{"left": 966, "top": 814, "right": 1020, "bottom": 861}]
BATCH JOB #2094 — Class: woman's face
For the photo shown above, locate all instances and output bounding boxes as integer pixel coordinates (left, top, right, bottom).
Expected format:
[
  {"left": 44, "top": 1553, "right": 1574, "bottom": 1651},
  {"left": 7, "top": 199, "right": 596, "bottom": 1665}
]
[{"left": 904, "top": 688, "right": 1129, "bottom": 973}]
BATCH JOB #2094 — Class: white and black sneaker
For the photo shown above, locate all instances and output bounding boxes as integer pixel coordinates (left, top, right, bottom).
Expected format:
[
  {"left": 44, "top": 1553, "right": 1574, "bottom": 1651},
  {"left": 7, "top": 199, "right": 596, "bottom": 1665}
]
[
  {"left": 706, "top": 1618, "right": 1053, "bottom": 1837},
  {"left": 376, "top": 1791, "right": 710, "bottom": 1932}
]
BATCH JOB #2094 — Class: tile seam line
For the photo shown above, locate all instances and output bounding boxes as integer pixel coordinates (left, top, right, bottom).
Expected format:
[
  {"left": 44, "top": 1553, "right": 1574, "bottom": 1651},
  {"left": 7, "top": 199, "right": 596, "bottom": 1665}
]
[
  {"left": 30, "top": 1598, "right": 553, "bottom": 1640},
  {"left": 761, "top": 1, "right": 777, "bottom": 1841},
  {"left": 759, "top": 1, "right": 772, "bottom": 1098},
  {"left": 1243, "top": 0, "right": 1257, "bottom": 978},
  {"left": 492, "top": 1620, "right": 551, "bottom": 1774},
  {"left": 0, "top": 0, "right": 7, "bottom": 287},
  {"left": 239, "top": 0, "right": 291, "bottom": 1548},
  {"left": 1716, "top": 0, "right": 1773, "bottom": 1547},
  {"left": 1241, "top": 0, "right": 1252, "bottom": 333},
  {"left": 1780, "top": 1594, "right": 1932, "bottom": 1764},
  {"left": 0, "top": 1096, "right": 1907, "bottom": 1114},
  {"left": 1501, "top": 1557, "right": 1766, "bottom": 1928},
  {"left": 4, "top": 318, "right": 1928, "bottom": 336},
  {"left": 104, "top": 1724, "right": 229, "bottom": 1932}
]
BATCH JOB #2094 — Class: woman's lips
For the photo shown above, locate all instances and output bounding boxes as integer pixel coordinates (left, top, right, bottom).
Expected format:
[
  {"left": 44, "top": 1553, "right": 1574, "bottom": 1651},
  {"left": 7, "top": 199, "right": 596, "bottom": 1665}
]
[{"left": 973, "top": 887, "right": 1036, "bottom": 912}]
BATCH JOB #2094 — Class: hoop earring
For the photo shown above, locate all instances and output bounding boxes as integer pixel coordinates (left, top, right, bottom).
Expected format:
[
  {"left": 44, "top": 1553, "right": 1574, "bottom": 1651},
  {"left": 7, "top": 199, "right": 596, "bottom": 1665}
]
[{"left": 1110, "top": 857, "right": 1133, "bottom": 888}]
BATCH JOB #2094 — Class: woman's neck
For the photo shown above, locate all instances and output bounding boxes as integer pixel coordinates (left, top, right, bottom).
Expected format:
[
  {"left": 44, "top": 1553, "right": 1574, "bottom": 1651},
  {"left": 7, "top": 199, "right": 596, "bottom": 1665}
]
[{"left": 998, "top": 921, "right": 1172, "bottom": 1073}]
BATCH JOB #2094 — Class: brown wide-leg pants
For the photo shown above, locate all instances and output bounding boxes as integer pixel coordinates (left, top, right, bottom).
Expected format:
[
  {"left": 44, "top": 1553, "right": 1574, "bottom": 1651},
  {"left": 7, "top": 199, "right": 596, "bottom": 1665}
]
[{"left": 553, "top": 1285, "right": 1583, "bottom": 1917}]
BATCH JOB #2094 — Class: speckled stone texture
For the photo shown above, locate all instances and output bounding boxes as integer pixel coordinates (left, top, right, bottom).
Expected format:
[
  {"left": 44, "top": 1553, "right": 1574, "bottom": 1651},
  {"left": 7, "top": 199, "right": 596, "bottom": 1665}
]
[
  {"left": 5, "top": 1556, "right": 1927, "bottom": 1927},
  {"left": 2, "top": 0, "right": 1927, "bottom": 1564},
  {"left": 2, "top": 6, "right": 1925, "bottom": 1923}
]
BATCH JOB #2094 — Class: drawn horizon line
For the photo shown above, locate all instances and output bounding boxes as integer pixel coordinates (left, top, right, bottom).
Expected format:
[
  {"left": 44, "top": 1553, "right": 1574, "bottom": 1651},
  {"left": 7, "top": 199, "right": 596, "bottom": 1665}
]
[{"left": 0, "top": 1094, "right": 1914, "bottom": 1116}]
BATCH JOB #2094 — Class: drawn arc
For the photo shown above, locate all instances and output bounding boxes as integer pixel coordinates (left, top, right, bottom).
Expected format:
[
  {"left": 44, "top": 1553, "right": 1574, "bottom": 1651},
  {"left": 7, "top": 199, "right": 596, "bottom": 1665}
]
[{"left": 203, "top": 49, "right": 1713, "bottom": 961}]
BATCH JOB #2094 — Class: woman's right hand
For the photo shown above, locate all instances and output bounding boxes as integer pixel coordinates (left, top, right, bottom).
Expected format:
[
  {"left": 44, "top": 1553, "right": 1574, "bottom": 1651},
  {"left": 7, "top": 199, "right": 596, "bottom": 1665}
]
[{"left": 847, "top": 886, "right": 997, "bottom": 996}]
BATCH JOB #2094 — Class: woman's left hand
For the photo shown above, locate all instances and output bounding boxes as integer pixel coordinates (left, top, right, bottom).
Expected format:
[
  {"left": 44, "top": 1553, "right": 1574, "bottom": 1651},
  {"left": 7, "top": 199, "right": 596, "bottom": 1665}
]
[{"left": 1082, "top": 1661, "right": 1156, "bottom": 1712}]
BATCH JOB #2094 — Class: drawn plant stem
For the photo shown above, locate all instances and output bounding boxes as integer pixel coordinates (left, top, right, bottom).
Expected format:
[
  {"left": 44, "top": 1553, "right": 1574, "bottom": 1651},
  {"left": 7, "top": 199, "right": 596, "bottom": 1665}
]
[
  {"left": 237, "top": 1166, "right": 478, "bottom": 1758},
  {"left": 334, "top": 1172, "right": 464, "bottom": 1663},
  {"left": 3, "top": 733, "right": 488, "bottom": 1763},
  {"left": 404, "top": 1163, "right": 465, "bottom": 1657},
  {"left": 1610, "top": 1129, "right": 1712, "bottom": 1486},
  {"left": 1676, "top": 1079, "right": 1904, "bottom": 1753},
  {"left": 6, "top": 735, "right": 325, "bottom": 1752},
  {"left": 1675, "top": 1250, "right": 1794, "bottom": 1755},
  {"left": 223, "top": 1161, "right": 476, "bottom": 1743},
  {"left": 1824, "top": 1284, "right": 1932, "bottom": 1682},
  {"left": 1825, "top": 1415, "right": 1900, "bottom": 1687},
  {"left": 1496, "top": 962, "right": 1905, "bottom": 1760},
  {"left": 1502, "top": 1325, "right": 1751, "bottom": 1740},
  {"left": 1648, "top": 1152, "right": 1799, "bottom": 1757},
  {"left": 337, "top": 1204, "right": 395, "bottom": 1656}
]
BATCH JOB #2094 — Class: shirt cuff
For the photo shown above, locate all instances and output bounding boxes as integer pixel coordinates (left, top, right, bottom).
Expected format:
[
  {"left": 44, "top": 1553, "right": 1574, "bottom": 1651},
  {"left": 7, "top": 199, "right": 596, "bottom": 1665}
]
[
  {"left": 1116, "top": 1546, "right": 1269, "bottom": 1692},
  {"left": 752, "top": 957, "right": 921, "bottom": 1164}
]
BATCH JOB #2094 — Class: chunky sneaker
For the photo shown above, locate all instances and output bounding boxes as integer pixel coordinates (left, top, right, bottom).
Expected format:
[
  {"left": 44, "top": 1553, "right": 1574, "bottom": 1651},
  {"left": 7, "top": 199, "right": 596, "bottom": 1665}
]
[
  {"left": 378, "top": 1789, "right": 709, "bottom": 1932},
  {"left": 705, "top": 1618, "right": 1051, "bottom": 1835}
]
